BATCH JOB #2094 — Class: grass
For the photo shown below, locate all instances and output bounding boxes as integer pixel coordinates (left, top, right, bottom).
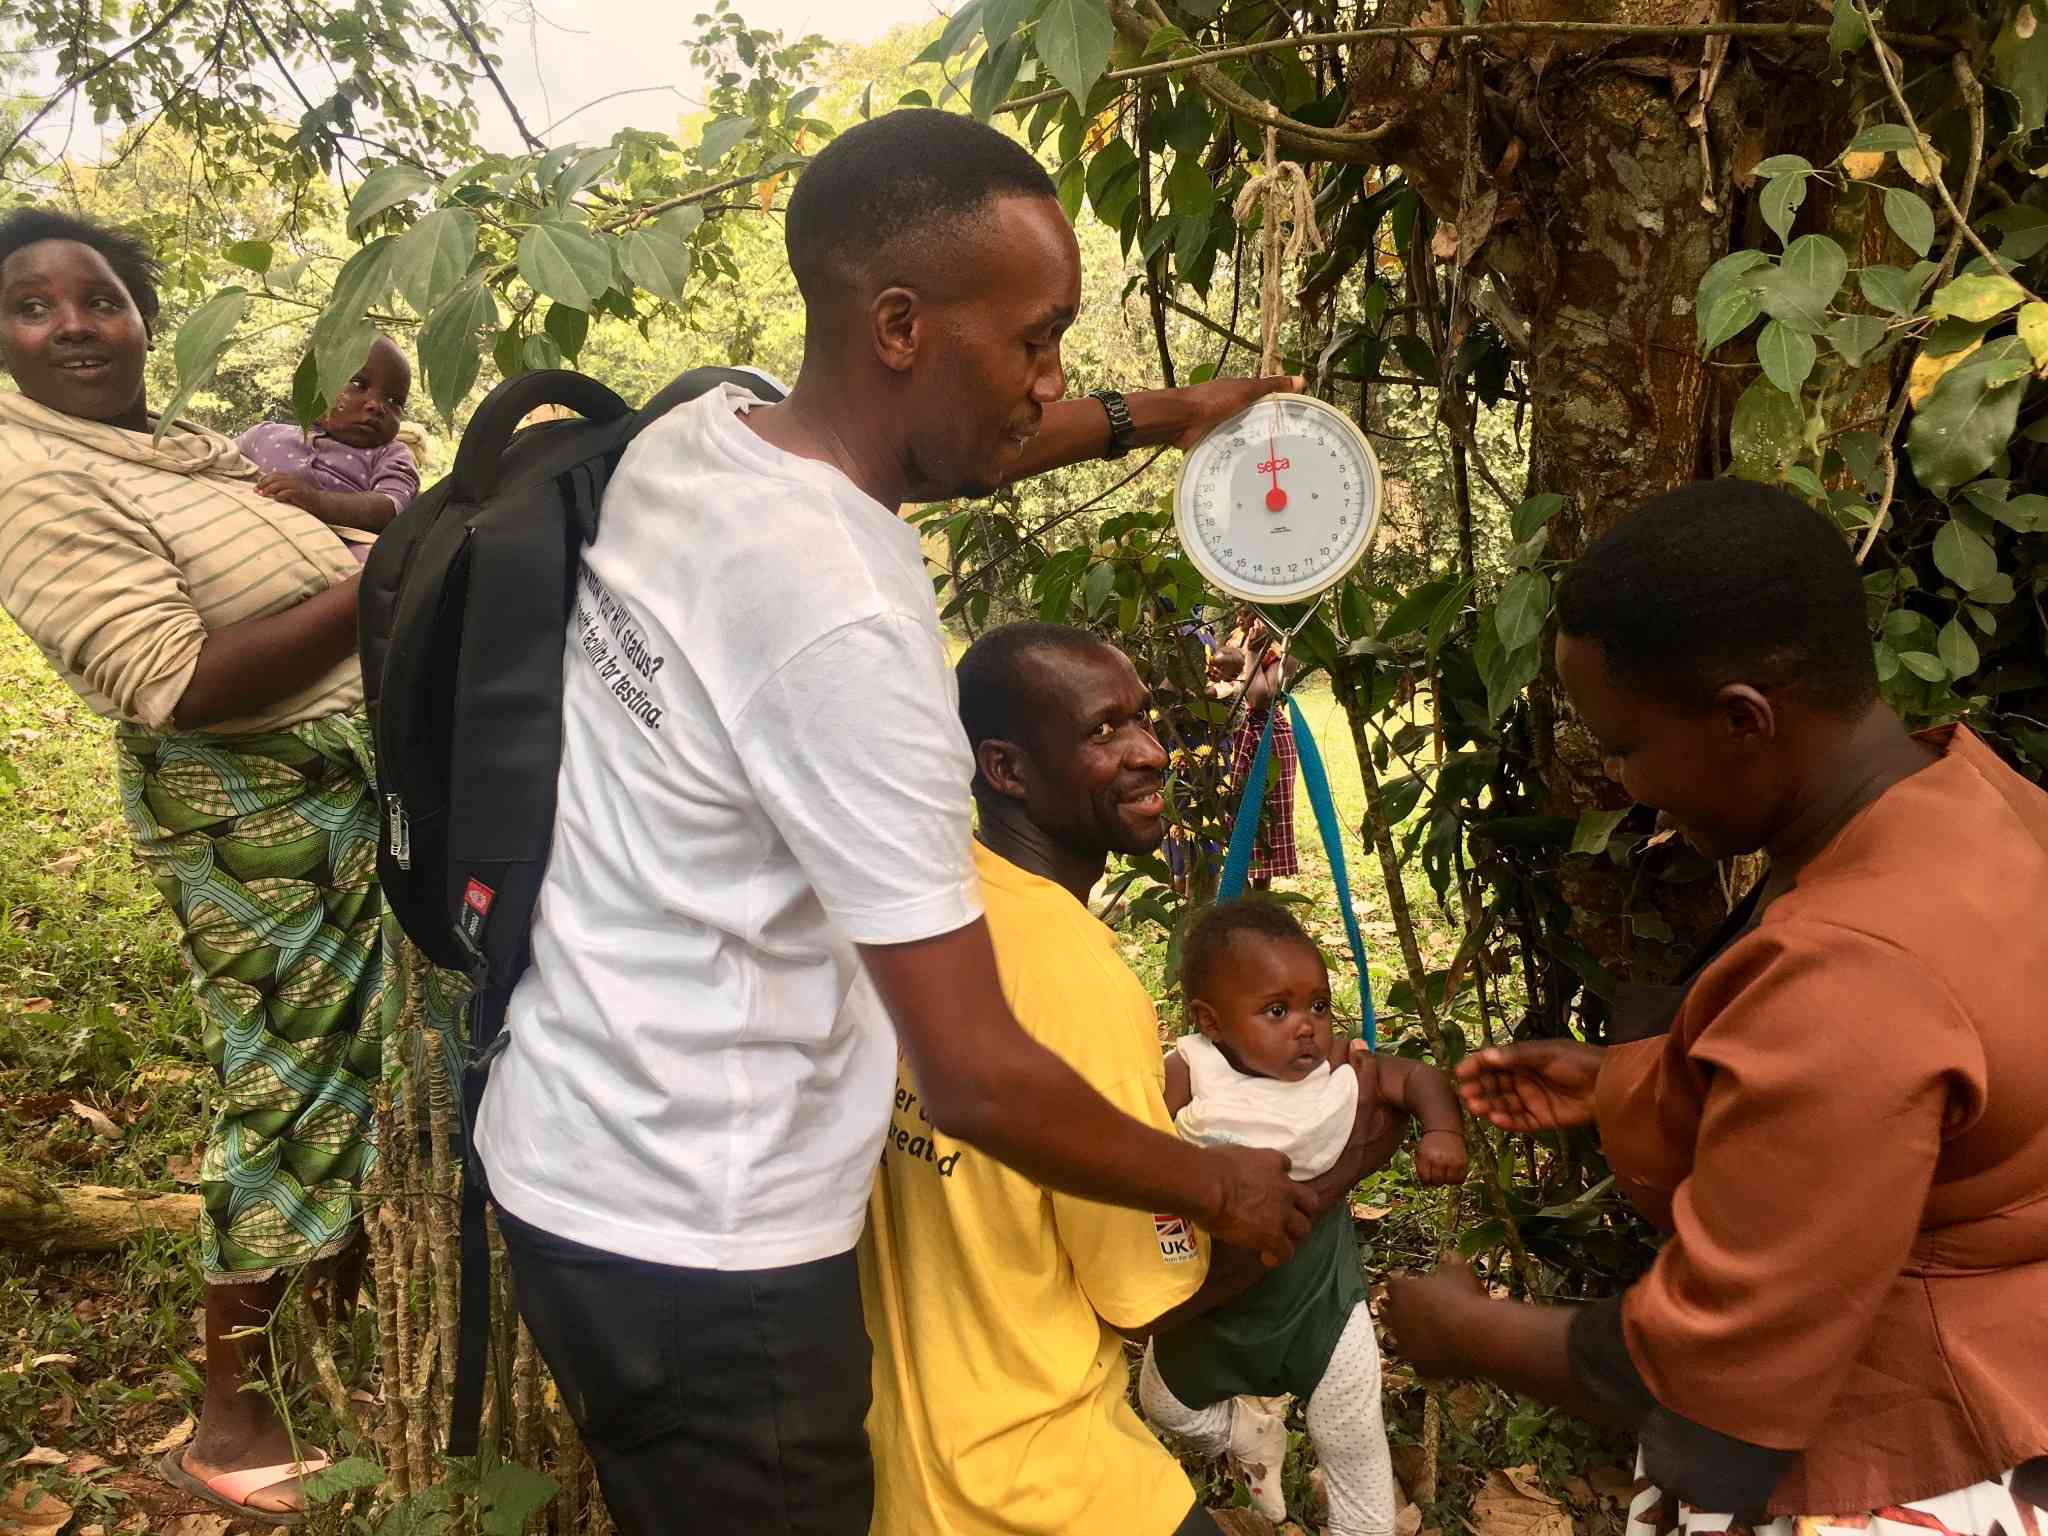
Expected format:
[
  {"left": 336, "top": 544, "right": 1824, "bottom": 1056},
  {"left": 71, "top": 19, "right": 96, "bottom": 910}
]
[{"left": 0, "top": 615, "right": 1621, "bottom": 1534}]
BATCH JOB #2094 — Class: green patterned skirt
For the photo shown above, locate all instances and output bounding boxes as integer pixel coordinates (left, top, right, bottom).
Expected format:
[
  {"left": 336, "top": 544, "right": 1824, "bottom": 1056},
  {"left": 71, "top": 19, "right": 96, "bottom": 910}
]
[{"left": 116, "top": 712, "right": 460, "bottom": 1281}]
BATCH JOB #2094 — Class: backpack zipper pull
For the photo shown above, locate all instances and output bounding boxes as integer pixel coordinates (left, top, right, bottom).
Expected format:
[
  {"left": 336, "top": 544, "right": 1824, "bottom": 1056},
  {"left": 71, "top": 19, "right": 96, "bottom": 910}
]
[{"left": 386, "top": 795, "right": 412, "bottom": 869}]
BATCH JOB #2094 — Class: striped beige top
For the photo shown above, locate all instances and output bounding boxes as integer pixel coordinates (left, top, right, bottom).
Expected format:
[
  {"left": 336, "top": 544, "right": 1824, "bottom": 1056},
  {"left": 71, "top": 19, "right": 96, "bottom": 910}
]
[{"left": 0, "top": 390, "right": 363, "bottom": 735}]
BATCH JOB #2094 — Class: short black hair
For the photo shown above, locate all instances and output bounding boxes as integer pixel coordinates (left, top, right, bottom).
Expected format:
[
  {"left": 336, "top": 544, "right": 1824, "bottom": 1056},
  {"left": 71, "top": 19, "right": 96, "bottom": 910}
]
[
  {"left": 1556, "top": 480, "right": 1875, "bottom": 712},
  {"left": 1180, "top": 897, "right": 1323, "bottom": 1006},
  {"left": 956, "top": 622, "right": 1116, "bottom": 794},
  {"left": 0, "top": 207, "right": 161, "bottom": 329},
  {"left": 785, "top": 109, "right": 1056, "bottom": 303}
]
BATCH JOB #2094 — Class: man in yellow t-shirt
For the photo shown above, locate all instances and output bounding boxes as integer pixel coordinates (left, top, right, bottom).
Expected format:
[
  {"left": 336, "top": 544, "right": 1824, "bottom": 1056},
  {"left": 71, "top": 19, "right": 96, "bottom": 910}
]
[{"left": 861, "top": 624, "right": 1391, "bottom": 1536}]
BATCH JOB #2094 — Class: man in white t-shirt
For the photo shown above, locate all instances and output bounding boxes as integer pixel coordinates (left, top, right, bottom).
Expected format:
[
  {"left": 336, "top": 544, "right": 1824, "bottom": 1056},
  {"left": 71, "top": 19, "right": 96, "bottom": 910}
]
[{"left": 474, "top": 107, "right": 1313, "bottom": 1534}]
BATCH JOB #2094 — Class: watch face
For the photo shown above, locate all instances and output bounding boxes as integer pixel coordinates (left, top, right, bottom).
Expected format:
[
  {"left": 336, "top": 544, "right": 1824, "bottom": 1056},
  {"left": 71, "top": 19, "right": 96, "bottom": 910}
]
[{"left": 1174, "top": 394, "right": 1382, "bottom": 604}]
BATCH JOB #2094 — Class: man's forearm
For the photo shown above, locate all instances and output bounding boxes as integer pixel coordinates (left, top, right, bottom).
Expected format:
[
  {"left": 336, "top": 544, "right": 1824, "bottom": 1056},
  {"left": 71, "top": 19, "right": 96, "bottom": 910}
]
[{"left": 1001, "top": 391, "right": 1195, "bottom": 484}]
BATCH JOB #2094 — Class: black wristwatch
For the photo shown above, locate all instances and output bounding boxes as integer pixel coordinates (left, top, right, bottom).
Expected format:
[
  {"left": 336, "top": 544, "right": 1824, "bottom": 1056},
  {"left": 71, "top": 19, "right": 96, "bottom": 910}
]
[{"left": 1089, "top": 387, "right": 1135, "bottom": 460}]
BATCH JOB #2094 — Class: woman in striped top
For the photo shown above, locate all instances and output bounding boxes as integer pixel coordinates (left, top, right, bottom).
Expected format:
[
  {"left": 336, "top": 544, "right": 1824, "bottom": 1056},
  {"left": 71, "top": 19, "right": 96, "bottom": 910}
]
[{"left": 0, "top": 208, "right": 450, "bottom": 1523}]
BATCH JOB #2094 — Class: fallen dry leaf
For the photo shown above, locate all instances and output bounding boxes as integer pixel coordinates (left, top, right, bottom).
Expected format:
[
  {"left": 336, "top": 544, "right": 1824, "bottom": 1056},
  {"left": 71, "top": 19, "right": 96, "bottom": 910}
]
[
  {"left": 63, "top": 1456, "right": 108, "bottom": 1479},
  {"left": 1472, "top": 1470, "right": 1574, "bottom": 1536},
  {"left": 67, "top": 1100, "right": 123, "bottom": 1141},
  {"left": 6, "top": 1452, "right": 63, "bottom": 1470},
  {"left": 1841, "top": 149, "right": 1886, "bottom": 181},
  {"left": 1396, "top": 1503, "right": 1424, "bottom": 1536},
  {"left": 16, "top": 999, "right": 53, "bottom": 1015},
  {"left": 79, "top": 1526, "right": 105, "bottom": 1536},
  {"left": 142, "top": 1417, "right": 193, "bottom": 1456},
  {"left": 49, "top": 851, "right": 83, "bottom": 876},
  {"left": 41, "top": 1399, "right": 73, "bottom": 1432},
  {"left": 164, "top": 1154, "right": 200, "bottom": 1187},
  {"left": 1503, "top": 1465, "right": 1560, "bottom": 1504},
  {"left": 27, "top": 1356, "right": 76, "bottom": 1370},
  {"left": 165, "top": 1517, "right": 231, "bottom": 1536},
  {"left": 1350, "top": 1201, "right": 1393, "bottom": 1221},
  {"left": 0, "top": 1482, "right": 73, "bottom": 1536}
]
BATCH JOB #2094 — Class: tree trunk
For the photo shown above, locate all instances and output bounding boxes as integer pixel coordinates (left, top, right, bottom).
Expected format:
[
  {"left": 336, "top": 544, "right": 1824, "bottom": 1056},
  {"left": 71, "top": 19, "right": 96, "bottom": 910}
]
[
  {"left": 1343, "top": 1, "right": 1850, "bottom": 980},
  {"left": 0, "top": 1167, "right": 201, "bottom": 1253}
]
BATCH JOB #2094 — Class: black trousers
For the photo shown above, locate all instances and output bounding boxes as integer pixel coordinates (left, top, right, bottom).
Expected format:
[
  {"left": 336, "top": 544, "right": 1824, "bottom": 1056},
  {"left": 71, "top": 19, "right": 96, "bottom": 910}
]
[{"left": 497, "top": 1208, "right": 873, "bottom": 1535}]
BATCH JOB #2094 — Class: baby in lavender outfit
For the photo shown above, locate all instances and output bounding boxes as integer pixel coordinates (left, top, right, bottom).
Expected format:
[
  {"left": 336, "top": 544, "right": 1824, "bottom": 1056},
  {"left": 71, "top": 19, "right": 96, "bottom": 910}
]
[{"left": 236, "top": 334, "right": 419, "bottom": 564}]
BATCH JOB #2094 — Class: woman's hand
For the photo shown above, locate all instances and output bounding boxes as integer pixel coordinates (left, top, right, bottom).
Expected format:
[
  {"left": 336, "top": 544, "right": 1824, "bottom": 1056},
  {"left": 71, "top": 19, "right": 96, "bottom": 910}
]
[
  {"left": 1455, "top": 1041, "right": 1605, "bottom": 1132},
  {"left": 256, "top": 473, "right": 333, "bottom": 521},
  {"left": 1383, "top": 1262, "right": 1488, "bottom": 1379},
  {"left": 1415, "top": 1128, "right": 1470, "bottom": 1186}
]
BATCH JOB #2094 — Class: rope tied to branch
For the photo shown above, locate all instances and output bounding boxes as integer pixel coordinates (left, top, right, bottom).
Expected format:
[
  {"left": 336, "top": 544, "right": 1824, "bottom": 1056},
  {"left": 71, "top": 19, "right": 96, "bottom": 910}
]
[{"left": 1232, "top": 124, "right": 1324, "bottom": 377}]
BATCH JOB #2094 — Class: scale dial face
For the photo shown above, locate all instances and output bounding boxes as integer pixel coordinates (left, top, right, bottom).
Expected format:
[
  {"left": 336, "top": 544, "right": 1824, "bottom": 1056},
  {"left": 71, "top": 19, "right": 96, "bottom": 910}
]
[{"left": 1174, "top": 393, "right": 1383, "bottom": 605}]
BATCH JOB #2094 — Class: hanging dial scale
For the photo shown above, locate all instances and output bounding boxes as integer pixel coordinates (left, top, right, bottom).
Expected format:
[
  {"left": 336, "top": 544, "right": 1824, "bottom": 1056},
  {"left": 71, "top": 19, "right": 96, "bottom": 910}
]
[{"left": 1174, "top": 393, "right": 1384, "bottom": 606}]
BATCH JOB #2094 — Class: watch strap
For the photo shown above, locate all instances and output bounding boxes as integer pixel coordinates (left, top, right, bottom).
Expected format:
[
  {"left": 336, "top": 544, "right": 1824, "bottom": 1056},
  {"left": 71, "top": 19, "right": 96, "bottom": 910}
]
[{"left": 1089, "top": 387, "right": 1135, "bottom": 460}]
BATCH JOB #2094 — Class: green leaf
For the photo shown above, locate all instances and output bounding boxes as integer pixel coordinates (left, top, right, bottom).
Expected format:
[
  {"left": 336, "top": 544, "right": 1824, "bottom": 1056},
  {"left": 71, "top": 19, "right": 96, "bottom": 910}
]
[
  {"left": 1988, "top": 493, "right": 2048, "bottom": 533},
  {"left": 1729, "top": 377, "right": 1805, "bottom": 478},
  {"left": 1930, "top": 272, "right": 2028, "bottom": 323},
  {"left": 1991, "top": 1, "right": 2048, "bottom": 135},
  {"left": 1083, "top": 559, "right": 1115, "bottom": 617},
  {"left": 153, "top": 287, "right": 248, "bottom": 438},
  {"left": 1035, "top": 0, "right": 1115, "bottom": 106},
  {"left": 1482, "top": 635, "right": 1541, "bottom": 722},
  {"left": 1762, "top": 174, "right": 1807, "bottom": 247},
  {"left": 311, "top": 237, "right": 396, "bottom": 402},
  {"left": 1873, "top": 641, "right": 1901, "bottom": 682},
  {"left": 1055, "top": 158, "right": 1085, "bottom": 222},
  {"left": 1838, "top": 429, "right": 1883, "bottom": 491},
  {"left": 1164, "top": 150, "right": 1215, "bottom": 223},
  {"left": 1142, "top": 21, "right": 1189, "bottom": 56},
  {"left": 517, "top": 220, "right": 612, "bottom": 308},
  {"left": 2016, "top": 301, "right": 2048, "bottom": 372},
  {"left": 1506, "top": 525, "right": 1550, "bottom": 570},
  {"left": 1828, "top": 0, "right": 1868, "bottom": 55},
  {"left": 1827, "top": 313, "right": 1888, "bottom": 367},
  {"left": 1883, "top": 187, "right": 1936, "bottom": 258},
  {"left": 970, "top": 35, "right": 1026, "bottom": 120},
  {"left": 619, "top": 225, "right": 691, "bottom": 303},
  {"left": 1391, "top": 333, "right": 1440, "bottom": 384},
  {"left": 1784, "top": 464, "right": 1825, "bottom": 498},
  {"left": 983, "top": 0, "right": 1042, "bottom": 45},
  {"left": 1698, "top": 285, "right": 1762, "bottom": 352},
  {"left": 1847, "top": 123, "right": 1918, "bottom": 154},
  {"left": 544, "top": 301, "right": 588, "bottom": 360},
  {"left": 1931, "top": 517, "right": 2000, "bottom": 592},
  {"left": 1495, "top": 570, "right": 1552, "bottom": 650},
  {"left": 302, "top": 1457, "right": 385, "bottom": 1502},
  {"left": 554, "top": 146, "right": 619, "bottom": 209},
  {"left": 1898, "top": 650, "right": 1947, "bottom": 682},
  {"left": 224, "top": 239, "right": 273, "bottom": 274},
  {"left": 523, "top": 334, "right": 564, "bottom": 372},
  {"left": 493, "top": 327, "right": 526, "bottom": 382},
  {"left": 1937, "top": 617, "right": 1981, "bottom": 679},
  {"left": 1085, "top": 139, "right": 1140, "bottom": 227},
  {"left": 291, "top": 346, "right": 324, "bottom": 427},
  {"left": 696, "top": 115, "right": 753, "bottom": 165},
  {"left": 1858, "top": 264, "right": 1918, "bottom": 317},
  {"left": 1907, "top": 338, "right": 2032, "bottom": 494},
  {"left": 1753, "top": 154, "right": 1815, "bottom": 178},
  {"left": 1510, "top": 492, "right": 1564, "bottom": 542},
  {"left": 1697, "top": 248, "right": 1771, "bottom": 306},
  {"left": 477, "top": 1464, "right": 558, "bottom": 1536},
  {"left": 392, "top": 207, "right": 477, "bottom": 317},
  {"left": 420, "top": 279, "right": 498, "bottom": 421},
  {"left": 1379, "top": 575, "right": 1459, "bottom": 640},
  {"left": 346, "top": 163, "right": 435, "bottom": 234},
  {"left": 1755, "top": 267, "right": 1828, "bottom": 333},
  {"left": 1571, "top": 808, "right": 1630, "bottom": 856},
  {"left": 917, "top": 0, "right": 988, "bottom": 63},
  {"left": 1781, "top": 234, "right": 1849, "bottom": 313},
  {"left": 1758, "top": 319, "right": 1818, "bottom": 394}
]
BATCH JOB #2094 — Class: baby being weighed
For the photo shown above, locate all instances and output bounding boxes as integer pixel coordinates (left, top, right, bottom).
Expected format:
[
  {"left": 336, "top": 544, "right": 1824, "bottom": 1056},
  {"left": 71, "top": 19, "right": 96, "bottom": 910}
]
[{"left": 1144, "top": 899, "right": 1468, "bottom": 1534}]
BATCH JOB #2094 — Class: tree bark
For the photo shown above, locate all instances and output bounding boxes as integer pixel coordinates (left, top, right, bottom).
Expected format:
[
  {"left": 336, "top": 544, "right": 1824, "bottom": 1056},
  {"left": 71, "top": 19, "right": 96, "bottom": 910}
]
[
  {"left": 1340, "top": 0, "right": 1852, "bottom": 978},
  {"left": 0, "top": 1167, "right": 200, "bottom": 1253}
]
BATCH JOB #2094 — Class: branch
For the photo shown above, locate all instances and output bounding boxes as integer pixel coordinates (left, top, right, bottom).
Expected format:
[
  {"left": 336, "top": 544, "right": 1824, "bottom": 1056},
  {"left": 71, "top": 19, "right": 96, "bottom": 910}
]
[
  {"left": 1854, "top": 48, "right": 1992, "bottom": 566},
  {"left": 1857, "top": 9, "right": 2038, "bottom": 302},
  {"left": 0, "top": 0, "right": 196, "bottom": 171},
  {"left": 437, "top": 0, "right": 546, "bottom": 153},
  {"left": 997, "top": 12, "right": 1951, "bottom": 126}
]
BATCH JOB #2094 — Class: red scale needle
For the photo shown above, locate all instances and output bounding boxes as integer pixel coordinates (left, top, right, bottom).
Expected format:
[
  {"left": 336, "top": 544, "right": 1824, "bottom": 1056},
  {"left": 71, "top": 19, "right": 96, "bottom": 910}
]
[{"left": 1258, "top": 434, "right": 1290, "bottom": 511}]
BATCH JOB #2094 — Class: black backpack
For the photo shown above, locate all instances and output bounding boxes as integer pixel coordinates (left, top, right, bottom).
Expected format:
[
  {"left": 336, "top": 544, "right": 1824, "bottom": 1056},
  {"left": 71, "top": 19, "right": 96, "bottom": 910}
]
[{"left": 357, "top": 363, "right": 785, "bottom": 1455}]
